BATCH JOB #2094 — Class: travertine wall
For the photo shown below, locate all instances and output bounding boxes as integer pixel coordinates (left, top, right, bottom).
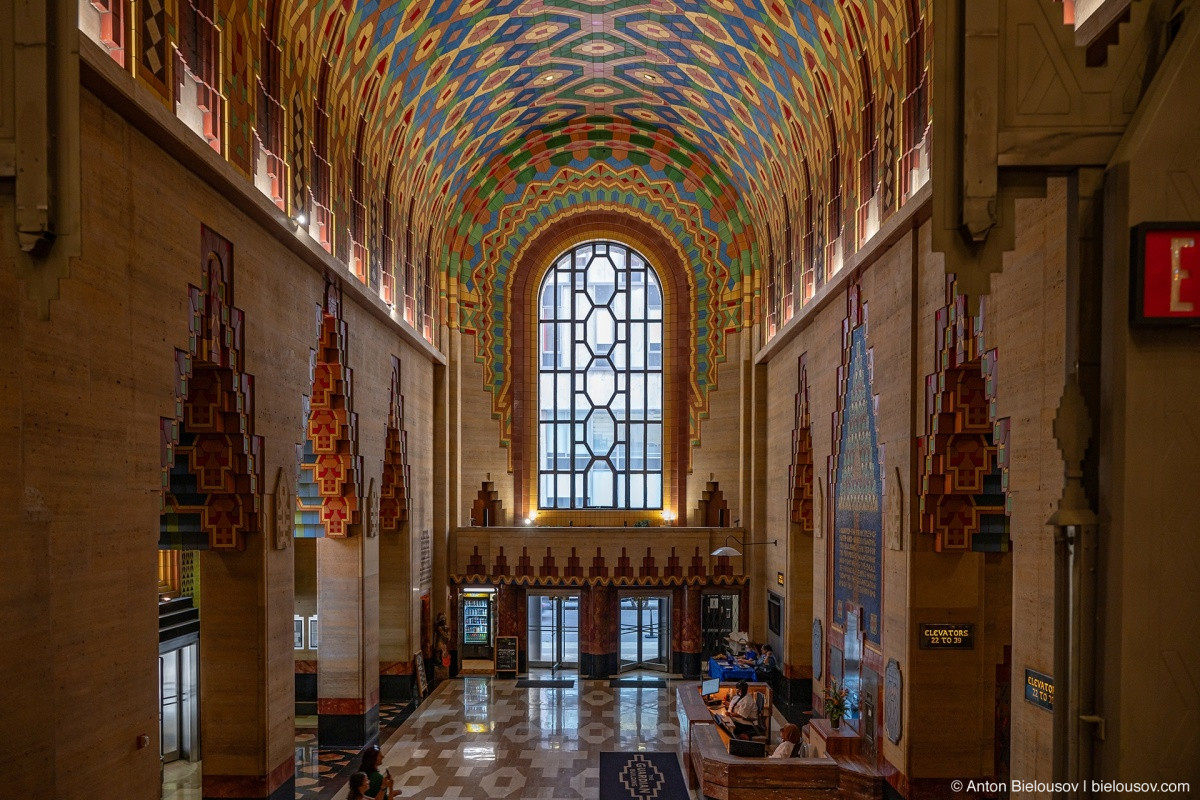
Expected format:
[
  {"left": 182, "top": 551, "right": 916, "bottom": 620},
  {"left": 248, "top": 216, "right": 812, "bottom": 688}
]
[
  {"left": 763, "top": 198, "right": 1067, "bottom": 789},
  {"left": 0, "top": 88, "right": 437, "bottom": 797},
  {"left": 1098, "top": 14, "right": 1200, "bottom": 788},
  {"left": 989, "top": 181, "right": 1069, "bottom": 789},
  {"left": 765, "top": 226, "right": 918, "bottom": 774}
]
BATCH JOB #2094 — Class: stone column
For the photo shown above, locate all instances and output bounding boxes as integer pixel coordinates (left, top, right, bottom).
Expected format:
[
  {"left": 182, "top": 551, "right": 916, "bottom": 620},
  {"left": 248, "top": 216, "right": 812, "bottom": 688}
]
[
  {"left": 581, "top": 584, "right": 618, "bottom": 678},
  {"left": 378, "top": 528, "right": 413, "bottom": 701},
  {"left": 200, "top": 546, "right": 295, "bottom": 800},
  {"left": 496, "top": 583, "right": 525, "bottom": 670},
  {"left": 678, "top": 583, "right": 704, "bottom": 678},
  {"left": 317, "top": 536, "right": 380, "bottom": 747}
]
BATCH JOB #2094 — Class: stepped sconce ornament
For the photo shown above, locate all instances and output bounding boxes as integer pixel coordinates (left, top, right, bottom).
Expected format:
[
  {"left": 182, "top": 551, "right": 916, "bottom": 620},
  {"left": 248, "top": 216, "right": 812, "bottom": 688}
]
[
  {"left": 272, "top": 467, "right": 293, "bottom": 550},
  {"left": 886, "top": 466, "right": 904, "bottom": 551}
]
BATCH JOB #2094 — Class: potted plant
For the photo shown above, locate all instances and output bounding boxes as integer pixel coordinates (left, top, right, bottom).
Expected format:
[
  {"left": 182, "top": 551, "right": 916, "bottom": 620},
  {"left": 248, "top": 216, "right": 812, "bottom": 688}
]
[{"left": 824, "top": 679, "right": 850, "bottom": 729}]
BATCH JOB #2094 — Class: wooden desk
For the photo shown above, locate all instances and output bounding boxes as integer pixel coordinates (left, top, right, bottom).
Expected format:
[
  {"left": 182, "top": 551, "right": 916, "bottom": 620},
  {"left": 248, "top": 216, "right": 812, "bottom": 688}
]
[
  {"left": 676, "top": 682, "right": 775, "bottom": 788},
  {"left": 690, "top": 724, "right": 840, "bottom": 800}
]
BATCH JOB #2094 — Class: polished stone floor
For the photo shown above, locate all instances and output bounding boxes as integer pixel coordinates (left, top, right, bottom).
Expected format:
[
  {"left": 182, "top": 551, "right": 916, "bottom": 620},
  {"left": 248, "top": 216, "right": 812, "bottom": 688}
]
[
  {"left": 365, "top": 672, "right": 688, "bottom": 800},
  {"left": 164, "top": 669, "right": 786, "bottom": 799}
]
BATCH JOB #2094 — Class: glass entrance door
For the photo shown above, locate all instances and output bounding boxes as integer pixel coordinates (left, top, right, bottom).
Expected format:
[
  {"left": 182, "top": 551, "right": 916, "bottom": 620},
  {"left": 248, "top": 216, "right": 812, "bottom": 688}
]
[
  {"left": 619, "top": 595, "right": 669, "bottom": 672},
  {"left": 527, "top": 594, "right": 580, "bottom": 669}
]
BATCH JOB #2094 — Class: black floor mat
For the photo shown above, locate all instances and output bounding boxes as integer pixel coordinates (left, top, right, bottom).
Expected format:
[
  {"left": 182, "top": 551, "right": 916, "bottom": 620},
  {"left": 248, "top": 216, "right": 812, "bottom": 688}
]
[
  {"left": 608, "top": 679, "right": 667, "bottom": 688},
  {"left": 515, "top": 679, "right": 575, "bottom": 688}
]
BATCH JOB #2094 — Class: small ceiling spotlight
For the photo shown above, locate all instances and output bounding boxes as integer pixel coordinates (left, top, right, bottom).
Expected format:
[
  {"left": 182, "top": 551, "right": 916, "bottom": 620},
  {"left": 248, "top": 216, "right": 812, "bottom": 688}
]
[
  {"left": 293, "top": 212, "right": 308, "bottom": 226},
  {"left": 525, "top": 517, "right": 534, "bottom": 525}
]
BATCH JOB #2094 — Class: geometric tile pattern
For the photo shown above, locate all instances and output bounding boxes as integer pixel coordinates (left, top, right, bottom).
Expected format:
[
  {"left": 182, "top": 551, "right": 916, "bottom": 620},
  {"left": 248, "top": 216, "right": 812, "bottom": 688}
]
[
  {"left": 789, "top": 354, "right": 814, "bottom": 531},
  {"left": 372, "top": 675, "right": 696, "bottom": 800},
  {"left": 380, "top": 356, "right": 412, "bottom": 531},
  {"left": 159, "top": 225, "right": 264, "bottom": 551},
  {"left": 91, "top": 0, "right": 930, "bottom": 360},
  {"left": 297, "top": 284, "right": 363, "bottom": 538},
  {"left": 136, "top": 0, "right": 167, "bottom": 95},
  {"left": 916, "top": 278, "right": 1005, "bottom": 552}
]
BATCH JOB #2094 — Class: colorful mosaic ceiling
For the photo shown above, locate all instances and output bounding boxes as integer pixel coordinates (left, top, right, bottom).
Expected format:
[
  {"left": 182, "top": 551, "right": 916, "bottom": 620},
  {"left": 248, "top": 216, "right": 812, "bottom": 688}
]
[
  {"left": 262, "top": 0, "right": 924, "bottom": 408},
  {"left": 280, "top": 0, "right": 920, "bottom": 280},
  {"left": 102, "top": 0, "right": 925, "bottom": 424}
]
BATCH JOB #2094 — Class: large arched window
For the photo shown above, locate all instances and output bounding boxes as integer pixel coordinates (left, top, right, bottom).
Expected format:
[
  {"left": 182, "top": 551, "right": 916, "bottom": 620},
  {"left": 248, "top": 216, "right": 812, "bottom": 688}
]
[{"left": 538, "top": 241, "right": 663, "bottom": 509}]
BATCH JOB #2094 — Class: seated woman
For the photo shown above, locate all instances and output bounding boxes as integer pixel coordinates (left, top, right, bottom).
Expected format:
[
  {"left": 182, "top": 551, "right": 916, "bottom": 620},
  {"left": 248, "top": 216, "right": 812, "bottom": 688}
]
[
  {"left": 771, "top": 723, "right": 805, "bottom": 758},
  {"left": 725, "top": 680, "right": 759, "bottom": 739},
  {"left": 754, "top": 644, "right": 778, "bottom": 681}
]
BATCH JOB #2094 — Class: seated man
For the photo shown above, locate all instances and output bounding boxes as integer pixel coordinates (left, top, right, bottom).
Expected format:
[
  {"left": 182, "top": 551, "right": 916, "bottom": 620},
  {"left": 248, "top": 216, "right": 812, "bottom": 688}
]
[{"left": 724, "top": 680, "right": 758, "bottom": 739}]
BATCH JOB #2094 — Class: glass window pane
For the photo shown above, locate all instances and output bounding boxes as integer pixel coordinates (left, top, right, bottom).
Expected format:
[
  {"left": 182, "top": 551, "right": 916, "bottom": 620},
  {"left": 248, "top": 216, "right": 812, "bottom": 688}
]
[
  {"left": 647, "top": 475, "right": 662, "bottom": 509},
  {"left": 630, "top": 474, "right": 644, "bottom": 508},
  {"left": 540, "top": 374, "right": 555, "bottom": 417},
  {"left": 647, "top": 374, "right": 662, "bottom": 419},
  {"left": 557, "top": 323, "right": 570, "bottom": 366},
  {"left": 586, "top": 463, "right": 614, "bottom": 507},
  {"left": 539, "top": 423, "right": 554, "bottom": 468},
  {"left": 556, "top": 374, "right": 571, "bottom": 414},
  {"left": 556, "top": 425, "right": 571, "bottom": 470}
]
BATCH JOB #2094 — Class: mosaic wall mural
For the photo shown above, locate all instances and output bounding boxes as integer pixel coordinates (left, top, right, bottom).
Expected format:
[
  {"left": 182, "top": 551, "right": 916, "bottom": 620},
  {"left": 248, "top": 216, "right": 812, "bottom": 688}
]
[{"left": 831, "top": 291, "right": 883, "bottom": 647}]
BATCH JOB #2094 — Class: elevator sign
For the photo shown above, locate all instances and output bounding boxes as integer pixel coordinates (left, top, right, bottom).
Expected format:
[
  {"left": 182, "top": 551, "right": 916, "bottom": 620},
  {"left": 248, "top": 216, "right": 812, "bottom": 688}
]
[
  {"left": 1024, "top": 668, "right": 1054, "bottom": 711},
  {"left": 1131, "top": 223, "right": 1200, "bottom": 325},
  {"left": 918, "top": 623, "right": 974, "bottom": 649}
]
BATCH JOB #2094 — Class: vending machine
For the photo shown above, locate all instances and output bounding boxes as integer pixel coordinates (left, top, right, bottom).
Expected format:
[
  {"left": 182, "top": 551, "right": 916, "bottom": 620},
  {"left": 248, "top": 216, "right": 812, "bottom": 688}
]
[{"left": 460, "top": 590, "right": 495, "bottom": 661}]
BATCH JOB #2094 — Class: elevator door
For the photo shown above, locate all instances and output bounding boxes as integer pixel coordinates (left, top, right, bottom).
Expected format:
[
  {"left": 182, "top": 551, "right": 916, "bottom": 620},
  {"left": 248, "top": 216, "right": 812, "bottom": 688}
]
[
  {"left": 619, "top": 595, "right": 669, "bottom": 672},
  {"left": 159, "top": 643, "right": 199, "bottom": 763},
  {"left": 527, "top": 594, "right": 580, "bottom": 669}
]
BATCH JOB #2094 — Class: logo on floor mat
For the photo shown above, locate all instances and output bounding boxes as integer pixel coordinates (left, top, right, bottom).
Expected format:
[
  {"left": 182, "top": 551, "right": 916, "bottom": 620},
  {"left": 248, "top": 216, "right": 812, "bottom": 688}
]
[{"left": 618, "top": 754, "right": 665, "bottom": 798}]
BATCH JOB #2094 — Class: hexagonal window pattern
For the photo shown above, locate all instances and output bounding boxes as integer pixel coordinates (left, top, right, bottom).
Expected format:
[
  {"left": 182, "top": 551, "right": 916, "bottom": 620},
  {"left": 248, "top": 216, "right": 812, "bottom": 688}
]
[
  {"left": 538, "top": 241, "right": 663, "bottom": 509},
  {"left": 585, "top": 361, "right": 616, "bottom": 407}
]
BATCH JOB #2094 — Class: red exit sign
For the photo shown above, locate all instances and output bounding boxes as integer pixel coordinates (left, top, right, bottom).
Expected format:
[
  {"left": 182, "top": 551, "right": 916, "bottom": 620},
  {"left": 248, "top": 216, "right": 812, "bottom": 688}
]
[{"left": 1132, "top": 223, "right": 1200, "bottom": 325}]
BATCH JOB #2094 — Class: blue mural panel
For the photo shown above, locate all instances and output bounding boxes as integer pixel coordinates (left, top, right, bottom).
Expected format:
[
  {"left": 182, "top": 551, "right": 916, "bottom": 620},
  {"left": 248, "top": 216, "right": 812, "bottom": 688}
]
[{"left": 833, "top": 326, "right": 883, "bottom": 646}]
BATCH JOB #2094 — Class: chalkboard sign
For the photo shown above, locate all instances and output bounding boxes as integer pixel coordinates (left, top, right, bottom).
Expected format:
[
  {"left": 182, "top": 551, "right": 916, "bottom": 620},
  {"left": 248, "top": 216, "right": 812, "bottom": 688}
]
[
  {"left": 413, "top": 652, "right": 429, "bottom": 698},
  {"left": 496, "top": 636, "right": 518, "bottom": 678}
]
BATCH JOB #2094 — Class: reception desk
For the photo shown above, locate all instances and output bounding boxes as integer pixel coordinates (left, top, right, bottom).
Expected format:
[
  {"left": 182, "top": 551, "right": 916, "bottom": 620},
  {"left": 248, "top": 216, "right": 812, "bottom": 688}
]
[
  {"left": 677, "top": 682, "right": 836, "bottom": 799},
  {"left": 689, "top": 724, "right": 839, "bottom": 799}
]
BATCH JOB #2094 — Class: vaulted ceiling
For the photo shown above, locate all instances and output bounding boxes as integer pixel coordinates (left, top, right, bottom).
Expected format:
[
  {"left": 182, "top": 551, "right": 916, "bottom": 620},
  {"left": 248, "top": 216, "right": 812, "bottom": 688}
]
[
  {"left": 276, "top": 0, "right": 919, "bottom": 287},
  {"left": 242, "top": 0, "right": 928, "bottom": 417}
]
